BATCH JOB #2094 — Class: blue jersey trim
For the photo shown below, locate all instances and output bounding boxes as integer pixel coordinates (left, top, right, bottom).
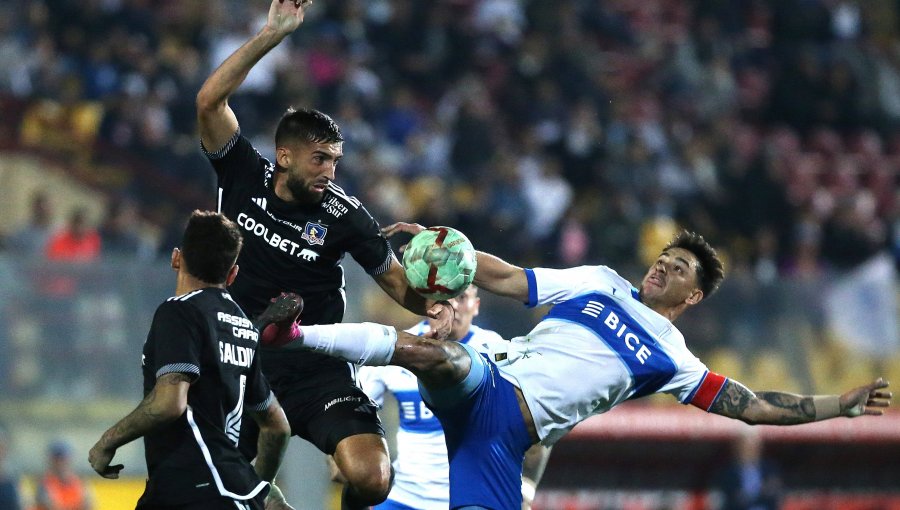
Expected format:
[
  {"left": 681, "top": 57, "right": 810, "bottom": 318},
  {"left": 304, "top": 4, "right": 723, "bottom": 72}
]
[
  {"left": 459, "top": 330, "right": 475, "bottom": 345},
  {"left": 525, "top": 268, "right": 538, "bottom": 307},
  {"left": 543, "top": 293, "right": 678, "bottom": 399}
]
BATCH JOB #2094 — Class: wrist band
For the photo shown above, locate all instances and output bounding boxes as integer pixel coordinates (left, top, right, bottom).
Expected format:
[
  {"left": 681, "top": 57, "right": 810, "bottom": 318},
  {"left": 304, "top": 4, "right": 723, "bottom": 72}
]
[
  {"left": 813, "top": 395, "right": 841, "bottom": 421},
  {"left": 522, "top": 477, "right": 537, "bottom": 503}
]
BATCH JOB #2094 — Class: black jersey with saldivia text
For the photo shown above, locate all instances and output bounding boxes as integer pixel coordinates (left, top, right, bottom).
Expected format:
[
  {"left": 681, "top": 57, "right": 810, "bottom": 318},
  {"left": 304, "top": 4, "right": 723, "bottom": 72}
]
[{"left": 138, "top": 288, "right": 272, "bottom": 506}]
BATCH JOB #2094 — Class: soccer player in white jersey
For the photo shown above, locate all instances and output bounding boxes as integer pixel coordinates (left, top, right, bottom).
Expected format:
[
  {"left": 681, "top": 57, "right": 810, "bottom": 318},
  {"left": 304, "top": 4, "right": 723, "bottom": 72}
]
[
  {"left": 264, "top": 225, "right": 892, "bottom": 510},
  {"left": 351, "top": 286, "right": 550, "bottom": 510}
]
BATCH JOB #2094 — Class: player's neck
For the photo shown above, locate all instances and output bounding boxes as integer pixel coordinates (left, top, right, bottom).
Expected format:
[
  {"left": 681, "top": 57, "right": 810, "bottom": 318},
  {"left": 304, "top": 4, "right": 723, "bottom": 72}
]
[{"left": 176, "top": 272, "right": 225, "bottom": 295}]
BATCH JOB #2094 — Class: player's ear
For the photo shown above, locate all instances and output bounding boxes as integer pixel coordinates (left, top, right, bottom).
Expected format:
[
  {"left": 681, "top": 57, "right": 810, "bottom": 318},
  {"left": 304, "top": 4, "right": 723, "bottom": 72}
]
[
  {"left": 225, "top": 264, "right": 239, "bottom": 287},
  {"left": 171, "top": 248, "right": 181, "bottom": 271},
  {"left": 276, "top": 146, "right": 292, "bottom": 169},
  {"left": 685, "top": 288, "right": 703, "bottom": 306}
]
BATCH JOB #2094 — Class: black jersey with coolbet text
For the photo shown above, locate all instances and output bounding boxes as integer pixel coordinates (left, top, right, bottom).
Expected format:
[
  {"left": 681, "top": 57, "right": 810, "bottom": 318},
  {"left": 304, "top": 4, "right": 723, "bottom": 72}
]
[
  {"left": 204, "top": 131, "right": 394, "bottom": 385},
  {"left": 137, "top": 288, "right": 272, "bottom": 507}
]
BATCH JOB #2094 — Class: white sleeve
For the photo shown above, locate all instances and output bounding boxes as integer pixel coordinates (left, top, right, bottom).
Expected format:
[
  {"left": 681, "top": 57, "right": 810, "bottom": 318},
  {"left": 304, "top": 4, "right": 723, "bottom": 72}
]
[
  {"left": 526, "top": 265, "right": 619, "bottom": 307},
  {"left": 357, "top": 366, "right": 387, "bottom": 406},
  {"left": 656, "top": 334, "right": 710, "bottom": 403}
]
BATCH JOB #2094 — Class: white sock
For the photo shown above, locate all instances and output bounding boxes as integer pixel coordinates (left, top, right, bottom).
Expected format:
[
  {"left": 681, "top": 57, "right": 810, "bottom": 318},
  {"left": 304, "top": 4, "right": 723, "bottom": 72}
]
[{"left": 289, "top": 323, "right": 397, "bottom": 366}]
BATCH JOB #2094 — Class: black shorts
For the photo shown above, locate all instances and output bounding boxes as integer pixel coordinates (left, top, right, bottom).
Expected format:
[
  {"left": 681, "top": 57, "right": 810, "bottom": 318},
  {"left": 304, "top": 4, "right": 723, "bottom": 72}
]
[
  {"left": 239, "top": 378, "right": 383, "bottom": 459},
  {"left": 137, "top": 492, "right": 265, "bottom": 510}
]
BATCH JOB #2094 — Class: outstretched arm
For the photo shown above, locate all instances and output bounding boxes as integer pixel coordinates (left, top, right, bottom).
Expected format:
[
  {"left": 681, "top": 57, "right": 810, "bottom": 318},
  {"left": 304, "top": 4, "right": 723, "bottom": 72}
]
[
  {"left": 88, "top": 373, "right": 191, "bottom": 478},
  {"left": 381, "top": 222, "right": 530, "bottom": 303},
  {"left": 196, "top": 0, "right": 312, "bottom": 152},
  {"left": 709, "top": 378, "right": 891, "bottom": 425}
]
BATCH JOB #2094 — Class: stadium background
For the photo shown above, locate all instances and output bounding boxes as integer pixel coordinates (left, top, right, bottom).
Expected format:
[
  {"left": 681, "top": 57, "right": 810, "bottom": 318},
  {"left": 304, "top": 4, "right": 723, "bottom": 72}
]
[{"left": 0, "top": 0, "right": 898, "bottom": 508}]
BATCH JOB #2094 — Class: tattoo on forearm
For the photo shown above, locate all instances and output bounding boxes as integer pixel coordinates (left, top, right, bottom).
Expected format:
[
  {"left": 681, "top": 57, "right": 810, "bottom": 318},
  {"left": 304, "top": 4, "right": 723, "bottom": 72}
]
[
  {"left": 102, "top": 372, "right": 190, "bottom": 449},
  {"left": 709, "top": 380, "right": 756, "bottom": 419},
  {"left": 709, "top": 380, "right": 816, "bottom": 425}
]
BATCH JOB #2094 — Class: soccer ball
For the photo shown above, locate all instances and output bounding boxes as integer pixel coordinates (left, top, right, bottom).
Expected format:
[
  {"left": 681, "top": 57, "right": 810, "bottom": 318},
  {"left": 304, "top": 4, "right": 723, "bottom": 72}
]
[{"left": 402, "top": 227, "right": 477, "bottom": 300}]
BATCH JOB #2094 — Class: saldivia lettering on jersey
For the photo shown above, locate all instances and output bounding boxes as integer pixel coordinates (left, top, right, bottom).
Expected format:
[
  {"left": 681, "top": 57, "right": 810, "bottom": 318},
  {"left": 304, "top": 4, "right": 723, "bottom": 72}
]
[
  {"left": 219, "top": 341, "right": 254, "bottom": 368},
  {"left": 581, "top": 301, "right": 652, "bottom": 364},
  {"left": 236, "top": 213, "right": 316, "bottom": 260}
]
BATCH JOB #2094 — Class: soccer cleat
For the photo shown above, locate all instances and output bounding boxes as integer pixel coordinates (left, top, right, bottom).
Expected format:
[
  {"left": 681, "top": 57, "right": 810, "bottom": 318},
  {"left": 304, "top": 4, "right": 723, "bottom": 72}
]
[{"left": 255, "top": 293, "right": 304, "bottom": 347}]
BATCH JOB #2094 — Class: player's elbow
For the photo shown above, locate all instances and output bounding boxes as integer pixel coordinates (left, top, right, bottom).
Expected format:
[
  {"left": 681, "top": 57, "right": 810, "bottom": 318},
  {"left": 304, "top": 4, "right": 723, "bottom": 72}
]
[
  {"left": 156, "top": 401, "right": 188, "bottom": 423},
  {"left": 195, "top": 89, "right": 225, "bottom": 115}
]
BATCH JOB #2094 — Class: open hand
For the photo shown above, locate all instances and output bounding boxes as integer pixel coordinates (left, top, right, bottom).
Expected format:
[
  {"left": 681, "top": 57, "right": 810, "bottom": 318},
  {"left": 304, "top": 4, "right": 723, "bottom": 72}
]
[
  {"left": 266, "top": 0, "right": 312, "bottom": 36},
  {"left": 381, "top": 222, "right": 426, "bottom": 254},
  {"left": 841, "top": 378, "right": 891, "bottom": 417},
  {"left": 426, "top": 300, "right": 454, "bottom": 340}
]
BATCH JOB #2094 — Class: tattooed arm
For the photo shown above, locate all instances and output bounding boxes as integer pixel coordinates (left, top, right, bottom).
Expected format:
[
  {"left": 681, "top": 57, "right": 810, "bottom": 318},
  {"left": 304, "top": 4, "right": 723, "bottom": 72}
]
[
  {"left": 88, "top": 372, "right": 191, "bottom": 478},
  {"left": 709, "top": 378, "right": 891, "bottom": 425},
  {"left": 246, "top": 397, "right": 290, "bottom": 483}
]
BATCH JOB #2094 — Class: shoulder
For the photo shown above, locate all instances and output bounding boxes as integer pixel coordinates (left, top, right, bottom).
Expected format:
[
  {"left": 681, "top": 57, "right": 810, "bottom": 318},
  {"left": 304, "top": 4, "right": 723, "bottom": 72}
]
[{"left": 470, "top": 324, "right": 505, "bottom": 344}]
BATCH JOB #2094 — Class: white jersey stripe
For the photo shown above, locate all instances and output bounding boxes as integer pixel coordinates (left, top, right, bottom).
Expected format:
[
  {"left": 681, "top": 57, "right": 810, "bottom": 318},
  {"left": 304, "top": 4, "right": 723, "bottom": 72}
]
[{"left": 186, "top": 406, "right": 269, "bottom": 500}]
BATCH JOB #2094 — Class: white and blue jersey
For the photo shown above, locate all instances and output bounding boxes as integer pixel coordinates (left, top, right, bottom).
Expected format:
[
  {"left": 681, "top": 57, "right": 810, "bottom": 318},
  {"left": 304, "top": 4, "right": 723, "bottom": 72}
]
[
  {"left": 358, "top": 322, "right": 506, "bottom": 510},
  {"left": 497, "top": 265, "right": 722, "bottom": 446}
]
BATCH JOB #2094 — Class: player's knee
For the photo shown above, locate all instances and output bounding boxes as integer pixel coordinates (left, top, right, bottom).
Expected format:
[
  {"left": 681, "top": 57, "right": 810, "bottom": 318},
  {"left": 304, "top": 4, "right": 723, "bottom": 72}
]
[{"left": 344, "top": 460, "right": 392, "bottom": 503}]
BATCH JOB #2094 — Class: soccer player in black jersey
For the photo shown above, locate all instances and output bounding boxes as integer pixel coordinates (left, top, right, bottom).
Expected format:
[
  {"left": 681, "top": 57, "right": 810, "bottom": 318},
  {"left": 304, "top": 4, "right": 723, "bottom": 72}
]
[
  {"left": 88, "top": 211, "right": 293, "bottom": 510},
  {"left": 195, "top": 1, "right": 453, "bottom": 508}
]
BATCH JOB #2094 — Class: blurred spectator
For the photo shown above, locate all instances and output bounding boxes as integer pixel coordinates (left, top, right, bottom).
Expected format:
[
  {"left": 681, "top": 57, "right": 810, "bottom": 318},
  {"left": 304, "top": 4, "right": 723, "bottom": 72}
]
[
  {"left": 5, "top": 192, "right": 52, "bottom": 256},
  {"left": 45, "top": 209, "right": 100, "bottom": 263},
  {"left": 0, "top": 424, "right": 21, "bottom": 510},
  {"left": 33, "top": 440, "right": 94, "bottom": 510},
  {"left": 715, "top": 429, "right": 784, "bottom": 510},
  {"left": 821, "top": 195, "right": 899, "bottom": 369},
  {"left": 98, "top": 199, "right": 153, "bottom": 260}
]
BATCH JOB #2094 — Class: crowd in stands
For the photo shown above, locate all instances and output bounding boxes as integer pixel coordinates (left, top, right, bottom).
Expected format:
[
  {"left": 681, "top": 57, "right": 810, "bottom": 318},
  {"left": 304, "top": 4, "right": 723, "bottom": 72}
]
[{"left": 0, "top": 0, "right": 897, "bottom": 378}]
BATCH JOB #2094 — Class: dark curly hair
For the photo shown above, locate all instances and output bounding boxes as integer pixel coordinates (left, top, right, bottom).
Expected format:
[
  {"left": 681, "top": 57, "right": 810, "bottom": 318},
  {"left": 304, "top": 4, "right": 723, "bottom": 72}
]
[
  {"left": 275, "top": 107, "right": 344, "bottom": 147},
  {"left": 181, "top": 210, "right": 243, "bottom": 285},
  {"left": 664, "top": 230, "right": 725, "bottom": 297}
]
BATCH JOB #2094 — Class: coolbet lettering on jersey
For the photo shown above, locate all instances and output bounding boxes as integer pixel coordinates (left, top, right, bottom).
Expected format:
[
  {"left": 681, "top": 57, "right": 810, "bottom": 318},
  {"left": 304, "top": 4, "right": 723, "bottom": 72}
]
[{"left": 236, "top": 212, "right": 305, "bottom": 257}]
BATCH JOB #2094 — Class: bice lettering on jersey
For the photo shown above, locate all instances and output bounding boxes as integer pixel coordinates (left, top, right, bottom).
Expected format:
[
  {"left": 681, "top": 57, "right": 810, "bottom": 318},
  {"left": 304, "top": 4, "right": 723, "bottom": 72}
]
[
  {"left": 236, "top": 212, "right": 320, "bottom": 261},
  {"left": 581, "top": 300, "right": 652, "bottom": 364},
  {"left": 394, "top": 390, "right": 442, "bottom": 433},
  {"left": 544, "top": 293, "right": 677, "bottom": 399}
]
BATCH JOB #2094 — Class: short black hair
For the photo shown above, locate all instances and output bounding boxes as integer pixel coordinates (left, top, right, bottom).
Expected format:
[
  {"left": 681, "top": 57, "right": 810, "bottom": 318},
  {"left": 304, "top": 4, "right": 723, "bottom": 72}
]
[
  {"left": 664, "top": 230, "right": 725, "bottom": 297},
  {"left": 275, "top": 107, "right": 344, "bottom": 147},
  {"left": 181, "top": 210, "right": 243, "bottom": 284}
]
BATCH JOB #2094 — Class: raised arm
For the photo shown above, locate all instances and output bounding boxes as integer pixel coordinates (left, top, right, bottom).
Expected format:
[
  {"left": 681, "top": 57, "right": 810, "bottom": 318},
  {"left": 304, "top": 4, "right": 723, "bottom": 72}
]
[
  {"left": 473, "top": 251, "right": 529, "bottom": 302},
  {"left": 196, "top": 0, "right": 311, "bottom": 151},
  {"left": 88, "top": 373, "right": 191, "bottom": 478},
  {"left": 709, "top": 377, "right": 891, "bottom": 425}
]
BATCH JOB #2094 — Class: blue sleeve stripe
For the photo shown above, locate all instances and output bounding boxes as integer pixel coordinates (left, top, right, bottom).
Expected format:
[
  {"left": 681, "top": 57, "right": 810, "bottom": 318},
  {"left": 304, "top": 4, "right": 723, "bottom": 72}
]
[{"left": 525, "top": 268, "right": 538, "bottom": 307}]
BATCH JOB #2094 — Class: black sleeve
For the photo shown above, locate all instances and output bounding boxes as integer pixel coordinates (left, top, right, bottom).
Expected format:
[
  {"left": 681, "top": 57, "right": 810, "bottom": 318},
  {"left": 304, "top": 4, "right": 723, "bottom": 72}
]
[
  {"left": 201, "top": 129, "right": 272, "bottom": 196},
  {"left": 145, "top": 301, "right": 205, "bottom": 383},
  {"left": 347, "top": 205, "right": 395, "bottom": 276}
]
